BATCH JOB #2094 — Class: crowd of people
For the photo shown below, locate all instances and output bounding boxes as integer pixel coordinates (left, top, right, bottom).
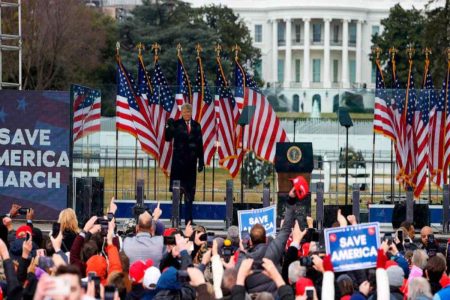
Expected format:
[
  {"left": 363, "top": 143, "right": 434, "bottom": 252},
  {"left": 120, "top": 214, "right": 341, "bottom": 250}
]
[{"left": 0, "top": 195, "right": 449, "bottom": 300}]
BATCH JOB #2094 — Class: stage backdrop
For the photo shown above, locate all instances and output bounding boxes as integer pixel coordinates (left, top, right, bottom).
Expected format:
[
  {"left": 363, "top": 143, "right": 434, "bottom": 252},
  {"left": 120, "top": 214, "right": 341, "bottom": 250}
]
[{"left": 0, "top": 90, "right": 71, "bottom": 219}]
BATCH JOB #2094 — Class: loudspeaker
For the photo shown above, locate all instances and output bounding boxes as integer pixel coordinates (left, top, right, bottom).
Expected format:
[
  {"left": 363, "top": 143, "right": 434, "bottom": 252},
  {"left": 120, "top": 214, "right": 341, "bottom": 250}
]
[
  {"left": 323, "top": 205, "right": 353, "bottom": 228},
  {"left": 392, "top": 203, "right": 429, "bottom": 229},
  {"left": 232, "top": 203, "right": 263, "bottom": 226},
  {"left": 75, "top": 177, "right": 104, "bottom": 225}
]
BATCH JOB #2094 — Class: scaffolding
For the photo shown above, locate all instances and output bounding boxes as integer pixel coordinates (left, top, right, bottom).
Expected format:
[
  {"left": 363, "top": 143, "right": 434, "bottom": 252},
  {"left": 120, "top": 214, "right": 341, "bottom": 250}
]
[{"left": 0, "top": 0, "right": 21, "bottom": 90}]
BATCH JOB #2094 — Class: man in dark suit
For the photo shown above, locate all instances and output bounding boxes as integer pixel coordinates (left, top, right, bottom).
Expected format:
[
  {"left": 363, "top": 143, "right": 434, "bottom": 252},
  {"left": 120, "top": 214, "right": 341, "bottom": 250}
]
[{"left": 165, "top": 103, "right": 204, "bottom": 225}]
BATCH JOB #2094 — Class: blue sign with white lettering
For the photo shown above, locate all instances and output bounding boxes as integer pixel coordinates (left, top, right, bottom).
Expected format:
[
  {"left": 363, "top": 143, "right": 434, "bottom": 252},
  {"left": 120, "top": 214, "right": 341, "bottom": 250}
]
[
  {"left": 324, "top": 222, "right": 380, "bottom": 272},
  {"left": 238, "top": 205, "right": 277, "bottom": 239}
]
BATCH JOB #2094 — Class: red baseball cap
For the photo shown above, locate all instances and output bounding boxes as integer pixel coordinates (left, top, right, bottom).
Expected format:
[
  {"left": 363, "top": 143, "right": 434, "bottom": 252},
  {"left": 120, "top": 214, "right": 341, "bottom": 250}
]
[
  {"left": 15, "top": 225, "right": 32, "bottom": 239},
  {"left": 289, "top": 176, "right": 309, "bottom": 200},
  {"left": 295, "top": 277, "right": 314, "bottom": 296},
  {"left": 129, "top": 259, "right": 153, "bottom": 283}
]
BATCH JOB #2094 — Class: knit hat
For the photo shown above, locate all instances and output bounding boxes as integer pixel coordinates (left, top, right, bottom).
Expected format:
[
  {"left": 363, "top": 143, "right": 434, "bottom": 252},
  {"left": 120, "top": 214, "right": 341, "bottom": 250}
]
[
  {"left": 387, "top": 265, "right": 405, "bottom": 287},
  {"left": 15, "top": 225, "right": 32, "bottom": 239},
  {"left": 129, "top": 259, "right": 153, "bottom": 283},
  {"left": 86, "top": 255, "right": 108, "bottom": 280},
  {"left": 295, "top": 277, "right": 314, "bottom": 296},
  {"left": 289, "top": 176, "right": 309, "bottom": 200},
  {"left": 163, "top": 228, "right": 178, "bottom": 237},
  {"left": 143, "top": 266, "right": 161, "bottom": 290}
]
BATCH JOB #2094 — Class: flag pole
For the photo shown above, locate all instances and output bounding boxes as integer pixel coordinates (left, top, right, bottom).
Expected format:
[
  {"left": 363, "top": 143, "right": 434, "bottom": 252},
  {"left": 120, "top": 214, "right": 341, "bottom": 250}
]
[
  {"left": 423, "top": 48, "right": 432, "bottom": 203},
  {"left": 115, "top": 42, "right": 120, "bottom": 199},
  {"left": 371, "top": 46, "right": 382, "bottom": 204},
  {"left": 389, "top": 46, "right": 398, "bottom": 202}
]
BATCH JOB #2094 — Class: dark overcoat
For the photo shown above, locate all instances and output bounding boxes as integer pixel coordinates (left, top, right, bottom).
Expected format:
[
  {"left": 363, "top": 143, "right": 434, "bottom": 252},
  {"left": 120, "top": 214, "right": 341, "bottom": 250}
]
[{"left": 165, "top": 118, "right": 204, "bottom": 191}]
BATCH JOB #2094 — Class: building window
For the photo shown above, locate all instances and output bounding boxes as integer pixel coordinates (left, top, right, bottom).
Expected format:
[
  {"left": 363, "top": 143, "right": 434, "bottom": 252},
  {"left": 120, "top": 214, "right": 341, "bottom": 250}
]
[
  {"left": 349, "top": 23, "right": 356, "bottom": 45},
  {"left": 349, "top": 59, "right": 356, "bottom": 83},
  {"left": 294, "top": 24, "right": 301, "bottom": 43},
  {"left": 295, "top": 59, "right": 301, "bottom": 82},
  {"left": 372, "top": 25, "right": 380, "bottom": 36},
  {"left": 333, "top": 60, "right": 339, "bottom": 82},
  {"left": 254, "top": 24, "right": 262, "bottom": 43},
  {"left": 254, "top": 59, "right": 262, "bottom": 78},
  {"left": 278, "top": 59, "right": 284, "bottom": 82},
  {"left": 313, "top": 59, "right": 321, "bottom": 83},
  {"left": 278, "top": 22, "right": 286, "bottom": 45},
  {"left": 312, "top": 23, "right": 321, "bottom": 42},
  {"left": 333, "top": 24, "right": 340, "bottom": 43},
  {"left": 371, "top": 64, "right": 376, "bottom": 83}
]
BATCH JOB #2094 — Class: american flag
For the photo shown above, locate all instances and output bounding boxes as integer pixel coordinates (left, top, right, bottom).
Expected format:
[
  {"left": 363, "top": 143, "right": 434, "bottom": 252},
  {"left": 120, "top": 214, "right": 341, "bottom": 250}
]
[
  {"left": 373, "top": 62, "right": 395, "bottom": 140},
  {"left": 72, "top": 84, "right": 101, "bottom": 142},
  {"left": 412, "top": 67, "right": 432, "bottom": 197},
  {"left": 175, "top": 55, "right": 191, "bottom": 111},
  {"left": 116, "top": 59, "right": 159, "bottom": 158},
  {"left": 216, "top": 58, "right": 242, "bottom": 178},
  {"left": 151, "top": 61, "right": 180, "bottom": 174},
  {"left": 390, "top": 60, "right": 407, "bottom": 181},
  {"left": 404, "top": 68, "right": 417, "bottom": 187},
  {"left": 442, "top": 65, "right": 450, "bottom": 185},
  {"left": 429, "top": 67, "right": 445, "bottom": 188},
  {"left": 193, "top": 56, "right": 216, "bottom": 165},
  {"left": 235, "top": 59, "right": 288, "bottom": 163}
]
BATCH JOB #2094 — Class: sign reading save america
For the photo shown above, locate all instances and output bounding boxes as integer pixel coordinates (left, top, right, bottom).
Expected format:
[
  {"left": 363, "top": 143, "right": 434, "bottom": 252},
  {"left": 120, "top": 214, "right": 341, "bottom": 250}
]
[{"left": 324, "top": 222, "right": 380, "bottom": 272}]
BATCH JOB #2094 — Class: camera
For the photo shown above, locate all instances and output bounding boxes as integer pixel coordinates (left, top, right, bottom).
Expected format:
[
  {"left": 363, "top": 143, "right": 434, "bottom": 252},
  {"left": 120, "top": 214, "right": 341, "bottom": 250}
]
[
  {"left": 300, "top": 256, "right": 313, "bottom": 268},
  {"left": 427, "top": 234, "right": 438, "bottom": 257},
  {"left": 18, "top": 207, "right": 30, "bottom": 215},
  {"left": 241, "top": 230, "right": 250, "bottom": 249},
  {"left": 305, "top": 287, "right": 314, "bottom": 300},
  {"left": 96, "top": 218, "right": 109, "bottom": 236},
  {"left": 164, "top": 236, "right": 176, "bottom": 245},
  {"left": 252, "top": 260, "right": 263, "bottom": 271},
  {"left": 222, "top": 239, "right": 234, "bottom": 263},
  {"left": 104, "top": 285, "right": 117, "bottom": 300}
]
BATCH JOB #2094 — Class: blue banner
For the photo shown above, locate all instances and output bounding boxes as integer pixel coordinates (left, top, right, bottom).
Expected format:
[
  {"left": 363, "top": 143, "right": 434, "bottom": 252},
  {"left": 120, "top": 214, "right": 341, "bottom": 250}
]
[
  {"left": 238, "top": 205, "right": 277, "bottom": 238},
  {"left": 324, "top": 222, "right": 380, "bottom": 272},
  {"left": 0, "top": 91, "right": 71, "bottom": 219}
]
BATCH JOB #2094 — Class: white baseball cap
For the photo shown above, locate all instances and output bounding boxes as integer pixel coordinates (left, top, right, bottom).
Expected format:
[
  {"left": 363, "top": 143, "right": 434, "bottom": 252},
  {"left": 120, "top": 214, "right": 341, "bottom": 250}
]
[{"left": 143, "top": 267, "right": 161, "bottom": 290}]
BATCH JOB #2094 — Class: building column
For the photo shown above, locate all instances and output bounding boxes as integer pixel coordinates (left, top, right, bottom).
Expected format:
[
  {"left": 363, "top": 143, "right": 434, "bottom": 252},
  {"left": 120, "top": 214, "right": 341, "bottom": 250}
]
[
  {"left": 271, "top": 19, "right": 278, "bottom": 84},
  {"left": 284, "top": 18, "right": 292, "bottom": 88},
  {"left": 302, "top": 18, "right": 310, "bottom": 88},
  {"left": 341, "top": 19, "right": 350, "bottom": 88},
  {"left": 323, "top": 18, "right": 331, "bottom": 88},
  {"left": 356, "top": 19, "right": 363, "bottom": 87}
]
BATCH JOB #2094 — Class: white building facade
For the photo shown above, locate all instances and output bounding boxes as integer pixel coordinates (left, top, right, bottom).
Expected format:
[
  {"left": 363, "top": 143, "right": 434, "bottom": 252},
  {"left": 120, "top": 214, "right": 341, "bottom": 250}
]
[{"left": 186, "top": 0, "right": 432, "bottom": 90}]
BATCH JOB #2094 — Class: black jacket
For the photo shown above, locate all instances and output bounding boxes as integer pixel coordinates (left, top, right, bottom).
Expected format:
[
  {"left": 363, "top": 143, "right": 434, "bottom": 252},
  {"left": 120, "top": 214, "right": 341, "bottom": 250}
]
[
  {"left": 165, "top": 118, "right": 204, "bottom": 190},
  {"left": 235, "top": 201, "right": 296, "bottom": 294}
]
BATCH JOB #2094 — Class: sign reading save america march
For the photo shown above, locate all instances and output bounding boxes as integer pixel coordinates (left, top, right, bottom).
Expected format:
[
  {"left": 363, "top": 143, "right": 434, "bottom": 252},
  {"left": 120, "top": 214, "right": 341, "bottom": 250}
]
[
  {"left": 324, "top": 222, "right": 380, "bottom": 272},
  {"left": 238, "top": 205, "right": 277, "bottom": 239}
]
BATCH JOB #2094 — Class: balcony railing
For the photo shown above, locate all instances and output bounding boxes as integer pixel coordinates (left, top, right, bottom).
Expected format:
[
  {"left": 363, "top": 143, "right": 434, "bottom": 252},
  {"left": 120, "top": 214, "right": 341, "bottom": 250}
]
[
  {"left": 330, "top": 39, "right": 342, "bottom": 46},
  {"left": 292, "top": 38, "right": 304, "bottom": 46},
  {"left": 311, "top": 38, "right": 324, "bottom": 45}
]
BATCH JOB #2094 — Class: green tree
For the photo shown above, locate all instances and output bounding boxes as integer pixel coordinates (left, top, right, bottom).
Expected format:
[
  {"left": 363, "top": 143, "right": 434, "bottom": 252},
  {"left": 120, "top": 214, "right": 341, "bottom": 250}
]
[
  {"left": 371, "top": 4, "right": 425, "bottom": 86},
  {"left": 118, "top": 0, "right": 261, "bottom": 86},
  {"left": 371, "top": 2, "right": 448, "bottom": 87}
]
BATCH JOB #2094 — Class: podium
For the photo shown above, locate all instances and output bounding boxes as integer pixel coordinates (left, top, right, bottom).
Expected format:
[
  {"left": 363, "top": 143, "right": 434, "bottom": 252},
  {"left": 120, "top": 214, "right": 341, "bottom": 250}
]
[{"left": 275, "top": 142, "right": 314, "bottom": 229}]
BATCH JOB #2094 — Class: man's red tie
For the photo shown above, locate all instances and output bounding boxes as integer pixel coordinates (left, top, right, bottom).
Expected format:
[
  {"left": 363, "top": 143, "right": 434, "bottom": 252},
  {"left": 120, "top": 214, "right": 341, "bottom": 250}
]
[{"left": 187, "top": 121, "right": 191, "bottom": 134}]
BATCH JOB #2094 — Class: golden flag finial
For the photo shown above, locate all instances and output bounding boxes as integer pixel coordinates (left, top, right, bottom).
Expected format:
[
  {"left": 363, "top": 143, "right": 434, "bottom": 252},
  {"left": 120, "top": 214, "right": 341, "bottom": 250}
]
[
  {"left": 388, "top": 46, "right": 398, "bottom": 61},
  {"left": 195, "top": 43, "right": 203, "bottom": 58},
  {"left": 151, "top": 42, "right": 161, "bottom": 61},
  {"left": 372, "top": 46, "right": 382, "bottom": 61},
  {"left": 447, "top": 47, "right": 450, "bottom": 61},
  {"left": 136, "top": 42, "right": 144, "bottom": 56},
  {"left": 176, "top": 43, "right": 182, "bottom": 56},
  {"left": 215, "top": 43, "right": 222, "bottom": 58},
  {"left": 423, "top": 47, "right": 432, "bottom": 61},
  {"left": 406, "top": 44, "right": 415, "bottom": 60},
  {"left": 115, "top": 41, "right": 121, "bottom": 57},
  {"left": 232, "top": 44, "right": 241, "bottom": 60}
]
